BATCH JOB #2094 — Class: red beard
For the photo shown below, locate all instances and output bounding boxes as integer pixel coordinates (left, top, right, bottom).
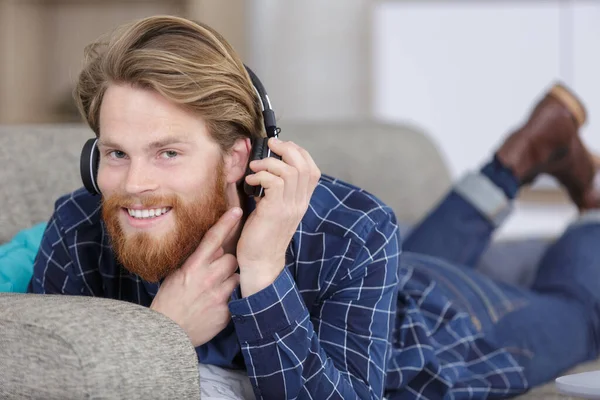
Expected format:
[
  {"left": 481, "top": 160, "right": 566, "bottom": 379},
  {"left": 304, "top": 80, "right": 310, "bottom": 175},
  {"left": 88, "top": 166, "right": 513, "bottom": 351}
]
[{"left": 102, "top": 163, "right": 228, "bottom": 282}]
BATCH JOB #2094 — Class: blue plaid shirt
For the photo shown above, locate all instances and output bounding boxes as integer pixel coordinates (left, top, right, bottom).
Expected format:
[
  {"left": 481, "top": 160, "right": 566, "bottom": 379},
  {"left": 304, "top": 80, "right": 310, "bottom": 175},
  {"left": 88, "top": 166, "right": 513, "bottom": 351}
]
[{"left": 29, "top": 175, "right": 527, "bottom": 399}]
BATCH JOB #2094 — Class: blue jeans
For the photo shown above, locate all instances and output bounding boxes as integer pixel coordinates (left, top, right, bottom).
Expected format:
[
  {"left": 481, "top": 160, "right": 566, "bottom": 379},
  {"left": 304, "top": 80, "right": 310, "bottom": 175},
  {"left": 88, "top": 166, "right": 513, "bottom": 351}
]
[{"left": 403, "top": 164, "right": 600, "bottom": 388}]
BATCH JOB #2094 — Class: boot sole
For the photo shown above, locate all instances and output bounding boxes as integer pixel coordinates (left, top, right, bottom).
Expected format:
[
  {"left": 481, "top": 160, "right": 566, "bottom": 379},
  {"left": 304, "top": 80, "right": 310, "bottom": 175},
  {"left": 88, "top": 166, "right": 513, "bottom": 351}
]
[{"left": 550, "top": 83, "right": 587, "bottom": 128}]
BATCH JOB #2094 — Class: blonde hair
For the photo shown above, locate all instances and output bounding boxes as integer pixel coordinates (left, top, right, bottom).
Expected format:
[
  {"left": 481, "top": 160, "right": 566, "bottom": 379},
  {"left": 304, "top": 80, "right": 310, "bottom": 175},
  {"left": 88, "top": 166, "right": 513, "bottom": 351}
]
[{"left": 74, "top": 15, "right": 265, "bottom": 150}]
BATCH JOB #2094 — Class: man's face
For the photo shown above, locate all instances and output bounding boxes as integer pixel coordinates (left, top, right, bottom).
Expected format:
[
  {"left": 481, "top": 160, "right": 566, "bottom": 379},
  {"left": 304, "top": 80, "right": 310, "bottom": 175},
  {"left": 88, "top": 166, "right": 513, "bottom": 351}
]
[{"left": 97, "top": 84, "right": 229, "bottom": 282}]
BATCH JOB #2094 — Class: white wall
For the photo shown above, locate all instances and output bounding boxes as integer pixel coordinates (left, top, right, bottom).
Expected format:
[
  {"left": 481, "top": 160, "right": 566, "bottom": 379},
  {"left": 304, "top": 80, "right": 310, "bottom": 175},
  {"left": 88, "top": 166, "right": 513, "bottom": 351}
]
[
  {"left": 572, "top": 2, "right": 600, "bottom": 150},
  {"left": 247, "top": 0, "right": 373, "bottom": 121}
]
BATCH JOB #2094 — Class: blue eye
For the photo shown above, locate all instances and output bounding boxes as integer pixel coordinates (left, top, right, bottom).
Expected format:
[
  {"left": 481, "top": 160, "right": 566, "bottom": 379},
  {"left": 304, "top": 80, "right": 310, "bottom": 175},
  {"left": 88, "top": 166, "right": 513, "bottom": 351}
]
[
  {"left": 109, "top": 150, "right": 127, "bottom": 159},
  {"left": 161, "top": 150, "right": 179, "bottom": 159}
]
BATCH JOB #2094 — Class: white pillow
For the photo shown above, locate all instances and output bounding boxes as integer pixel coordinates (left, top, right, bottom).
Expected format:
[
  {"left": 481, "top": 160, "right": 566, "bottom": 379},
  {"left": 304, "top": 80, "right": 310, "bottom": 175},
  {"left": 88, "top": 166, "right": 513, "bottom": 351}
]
[{"left": 198, "top": 363, "right": 255, "bottom": 399}]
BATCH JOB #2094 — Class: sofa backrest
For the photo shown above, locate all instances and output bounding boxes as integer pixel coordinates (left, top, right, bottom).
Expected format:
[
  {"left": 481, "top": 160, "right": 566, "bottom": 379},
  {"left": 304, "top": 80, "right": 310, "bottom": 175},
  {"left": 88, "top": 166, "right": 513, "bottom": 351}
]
[
  {"left": 0, "top": 122, "right": 451, "bottom": 243},
  {"left": 280, "top": 121, "right": 451, "bottom": 224},
  {"left": 1, "top": 124, "right": 88, "bottom": 243}
]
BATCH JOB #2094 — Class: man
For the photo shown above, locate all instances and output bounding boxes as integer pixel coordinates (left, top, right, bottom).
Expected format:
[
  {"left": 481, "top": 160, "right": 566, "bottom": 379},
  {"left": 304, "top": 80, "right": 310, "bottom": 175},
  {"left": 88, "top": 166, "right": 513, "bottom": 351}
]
[{"left": 29, "top": 15, "right": 600, "bottom": 399}]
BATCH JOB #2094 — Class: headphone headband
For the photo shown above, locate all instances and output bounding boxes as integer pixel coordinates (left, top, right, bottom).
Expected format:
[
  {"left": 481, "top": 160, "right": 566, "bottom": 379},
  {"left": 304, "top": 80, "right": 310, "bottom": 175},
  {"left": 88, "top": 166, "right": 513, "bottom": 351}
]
[{"left": 244, "top": 65, "right": 278, "bottom": 139}]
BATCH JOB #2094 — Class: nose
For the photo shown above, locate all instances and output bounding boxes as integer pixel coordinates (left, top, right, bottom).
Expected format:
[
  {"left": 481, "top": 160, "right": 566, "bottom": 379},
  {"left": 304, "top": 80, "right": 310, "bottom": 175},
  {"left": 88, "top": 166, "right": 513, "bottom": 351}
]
[{"left": 124, "top": 159, "right": 158, "bottom": 194}]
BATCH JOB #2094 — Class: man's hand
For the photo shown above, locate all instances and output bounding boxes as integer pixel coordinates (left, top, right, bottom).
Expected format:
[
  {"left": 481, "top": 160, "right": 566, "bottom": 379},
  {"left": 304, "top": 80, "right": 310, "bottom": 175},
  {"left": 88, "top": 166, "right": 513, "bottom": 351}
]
[
  {"left": 237, "top": 138, "right": 321, "bottom": 297},
  {"left": 150, "top": 207, "right": 243, "bottom": 347}
]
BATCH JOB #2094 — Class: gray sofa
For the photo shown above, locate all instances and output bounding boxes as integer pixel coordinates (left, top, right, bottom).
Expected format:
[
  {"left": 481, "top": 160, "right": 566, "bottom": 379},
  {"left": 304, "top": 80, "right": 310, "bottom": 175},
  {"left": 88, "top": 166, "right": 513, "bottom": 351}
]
[{"left": 0, "top": 122, "right": 597, "bottom": 399}]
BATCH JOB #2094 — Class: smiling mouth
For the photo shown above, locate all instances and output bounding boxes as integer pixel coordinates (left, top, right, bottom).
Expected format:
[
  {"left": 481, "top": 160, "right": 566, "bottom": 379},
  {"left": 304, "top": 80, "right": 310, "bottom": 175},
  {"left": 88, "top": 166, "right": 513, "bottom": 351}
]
[{"left": 124, "top": 207, "right": 172, "bottom": 219}]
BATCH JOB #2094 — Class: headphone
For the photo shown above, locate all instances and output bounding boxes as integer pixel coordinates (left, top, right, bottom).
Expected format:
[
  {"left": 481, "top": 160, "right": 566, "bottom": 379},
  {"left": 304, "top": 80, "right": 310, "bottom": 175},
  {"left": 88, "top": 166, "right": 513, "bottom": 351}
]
[{"left": 80, "top": 65, "right": 280, "bottom": 197}]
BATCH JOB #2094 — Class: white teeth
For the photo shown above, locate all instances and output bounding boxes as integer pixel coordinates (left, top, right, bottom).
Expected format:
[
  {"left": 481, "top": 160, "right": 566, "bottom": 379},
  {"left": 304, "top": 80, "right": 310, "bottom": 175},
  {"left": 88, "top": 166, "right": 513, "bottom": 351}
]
[{"left": 127, "top": 208, "right": 171, "bottom": 219}]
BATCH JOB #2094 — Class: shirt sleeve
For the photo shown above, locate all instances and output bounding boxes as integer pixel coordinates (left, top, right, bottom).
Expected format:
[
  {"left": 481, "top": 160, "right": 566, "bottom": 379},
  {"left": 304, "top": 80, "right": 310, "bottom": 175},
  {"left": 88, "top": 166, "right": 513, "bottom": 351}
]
[
  {"left": 27, "top": 213, "right": 88, "bottom": 295},
  {"left": 228, "top": 212, "right": 401, "bottom": 399}
]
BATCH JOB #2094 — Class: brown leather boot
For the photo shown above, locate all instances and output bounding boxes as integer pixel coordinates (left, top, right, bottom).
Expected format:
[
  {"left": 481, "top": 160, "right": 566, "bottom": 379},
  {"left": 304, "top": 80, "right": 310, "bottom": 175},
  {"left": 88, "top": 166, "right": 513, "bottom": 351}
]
[
  {"left": 496, "top": 83, "right": 594, "bottom": 209},
  {"left": 579, "top": 155, "right": 600, "bottom": 210}
]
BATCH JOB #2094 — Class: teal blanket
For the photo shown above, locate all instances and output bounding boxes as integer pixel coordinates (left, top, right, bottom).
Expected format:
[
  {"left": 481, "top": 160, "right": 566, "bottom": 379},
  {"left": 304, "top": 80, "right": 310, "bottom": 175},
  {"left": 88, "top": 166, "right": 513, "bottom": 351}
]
[{"left": 0, "top": 223, "right": 47, "bottom": 292}]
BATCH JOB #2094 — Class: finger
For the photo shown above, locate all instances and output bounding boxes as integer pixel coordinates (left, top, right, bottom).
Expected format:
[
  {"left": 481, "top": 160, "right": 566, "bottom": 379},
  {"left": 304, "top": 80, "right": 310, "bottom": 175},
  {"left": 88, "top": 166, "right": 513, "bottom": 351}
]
[
  {"left": 285, "top": 142, "right": 312, "bottom": 202},
  {"left": 290, "top": 145, "right": 320, "bottom": 200},
  {"left": 184, "top": 207, "right": 243, "bottom": 269},
  {"left": 209, "top": 246, "right": 225, "bottom": 264},
  {"left": 297, "top": 146, "right": 321, "bottom": 185},
  {"left": 249, "top": 157, "right": 300, "bottom": 197},
  {"left": 209, "top": 253, "right": 239, "bottom": 283},
  {"left": 266, "top": 139, "right": 312, "bottom": 202},
  {"left": 245, "top": 171, "right": 286, "bottom": 201},
  {"left": 217, "top": 273, "right": 240, "bottom": 300},
  {"left": 251, "top": 156, "right": 304, "bottom": 204},
  {"left": 267, "top": 139, "right": 308, "bottom": 171},
  {"left": 249, "top": 156, "right": 288, "bottom": 175}
]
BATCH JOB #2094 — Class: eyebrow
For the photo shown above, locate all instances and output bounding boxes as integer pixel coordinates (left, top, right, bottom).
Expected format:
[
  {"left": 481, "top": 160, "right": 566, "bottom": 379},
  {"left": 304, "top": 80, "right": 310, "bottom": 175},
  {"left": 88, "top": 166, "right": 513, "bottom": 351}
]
[{"left": 98, "top": 137, "right": 192, "bottom": 151}]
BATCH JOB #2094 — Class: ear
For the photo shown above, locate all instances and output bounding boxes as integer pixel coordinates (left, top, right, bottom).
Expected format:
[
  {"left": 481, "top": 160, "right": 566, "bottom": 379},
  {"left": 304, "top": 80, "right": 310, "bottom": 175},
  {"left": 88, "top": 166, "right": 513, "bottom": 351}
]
[{"left": 223, "top": 137, "right": 251, "bottom": 184}]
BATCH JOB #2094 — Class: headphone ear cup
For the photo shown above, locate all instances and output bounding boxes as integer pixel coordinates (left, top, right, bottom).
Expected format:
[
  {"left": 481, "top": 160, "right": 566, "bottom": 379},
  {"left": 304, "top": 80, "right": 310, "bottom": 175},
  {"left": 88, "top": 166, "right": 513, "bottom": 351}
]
[
  {"left": 243, "top": 138, "right": 270, "bottom": 197},
  {"left": 80, "top": 138, "right": 101, "bottom": 195}
]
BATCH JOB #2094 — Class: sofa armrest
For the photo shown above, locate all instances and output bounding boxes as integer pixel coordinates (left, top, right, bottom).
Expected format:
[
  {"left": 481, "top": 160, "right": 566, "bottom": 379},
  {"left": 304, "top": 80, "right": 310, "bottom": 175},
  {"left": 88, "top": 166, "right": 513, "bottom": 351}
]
[{"left": 0, "top": 293, "right": 200, "bottom": 399}]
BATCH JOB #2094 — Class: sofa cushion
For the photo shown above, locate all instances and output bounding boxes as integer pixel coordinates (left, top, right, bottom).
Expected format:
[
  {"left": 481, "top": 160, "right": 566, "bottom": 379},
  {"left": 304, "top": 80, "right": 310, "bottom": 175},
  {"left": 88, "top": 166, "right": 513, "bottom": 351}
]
[
  {"left": 0, "top": 293, "right": 201, "bottom": 399},
  {"left": 280, "top": 120, "right": 452, "bottom": 225}
]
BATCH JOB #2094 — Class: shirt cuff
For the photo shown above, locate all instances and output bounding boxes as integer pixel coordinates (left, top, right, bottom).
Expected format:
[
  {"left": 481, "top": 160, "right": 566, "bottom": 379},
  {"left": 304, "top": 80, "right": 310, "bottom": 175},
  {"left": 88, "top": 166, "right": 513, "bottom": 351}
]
[{"left": 228, "top": 267, "right": 308, "bottom": 343}]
